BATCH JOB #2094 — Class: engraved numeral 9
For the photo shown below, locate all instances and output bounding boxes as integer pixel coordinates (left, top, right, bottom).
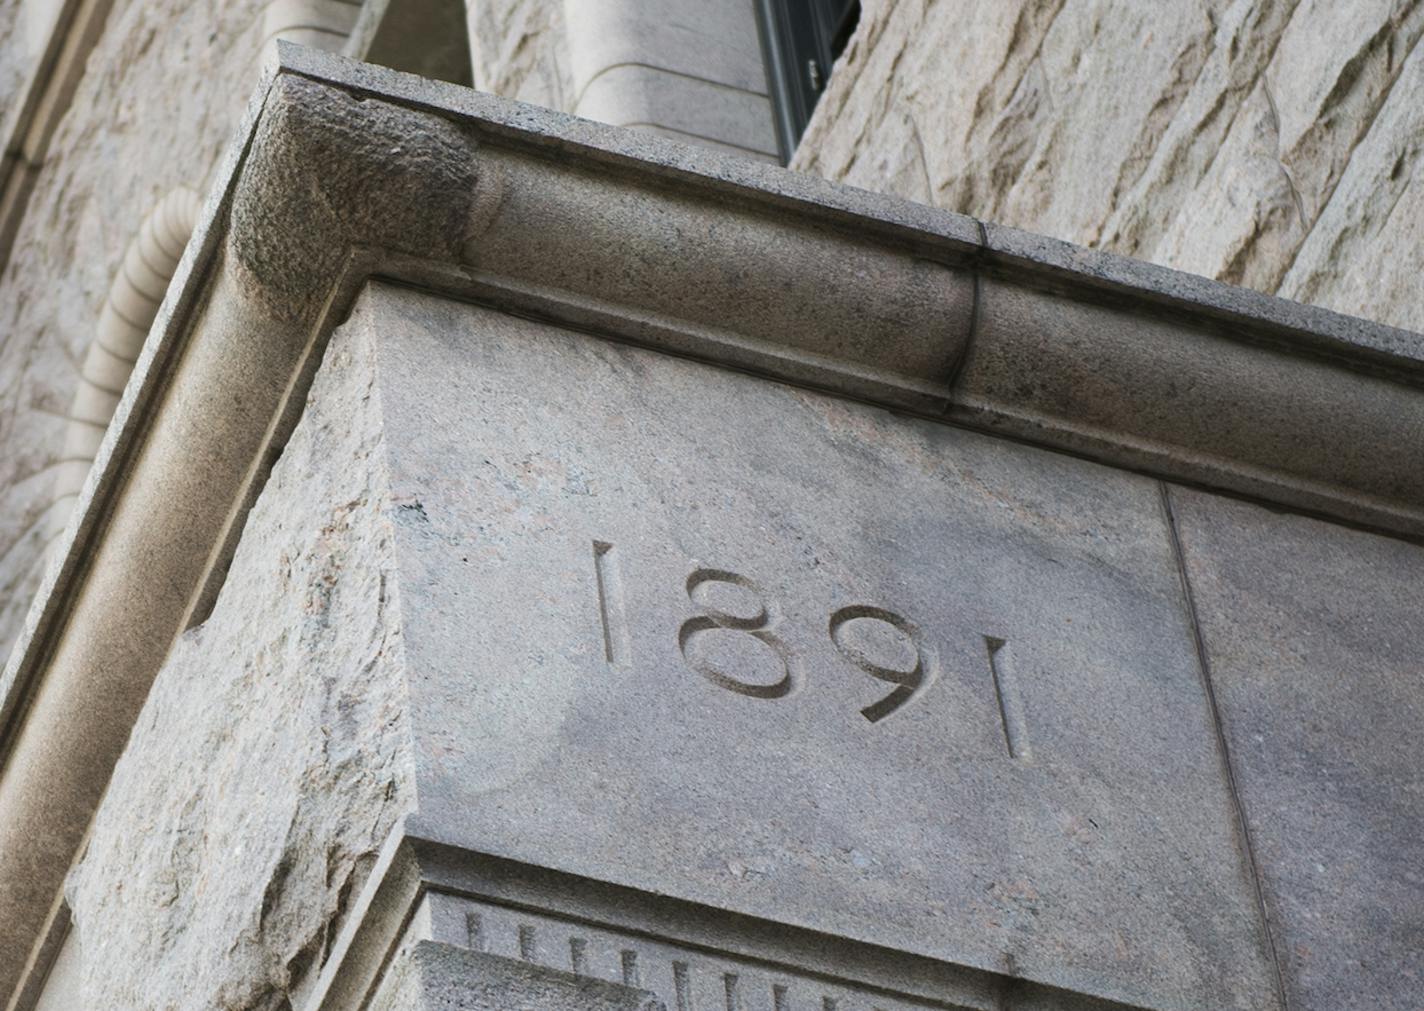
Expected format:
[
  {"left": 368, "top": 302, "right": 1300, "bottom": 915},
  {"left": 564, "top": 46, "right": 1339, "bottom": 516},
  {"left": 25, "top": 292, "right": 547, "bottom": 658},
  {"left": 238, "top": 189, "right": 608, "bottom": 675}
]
[
  {"left": 675, "top": 568, "right": 933, "bottom": 722},
  {"left": 591, "top": 545, "right": 950, "bottom": 725},
  {"left": 828, "top": 605, "right": 936, "bottom": 723}
]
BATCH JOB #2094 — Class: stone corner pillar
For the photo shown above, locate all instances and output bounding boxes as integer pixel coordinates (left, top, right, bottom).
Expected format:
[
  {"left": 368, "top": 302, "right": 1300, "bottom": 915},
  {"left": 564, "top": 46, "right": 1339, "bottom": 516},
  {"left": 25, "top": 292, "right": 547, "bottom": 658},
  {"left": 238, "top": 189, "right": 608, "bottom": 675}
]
[{"left": 4, "top": 42, "right": 1423, "bottom": 1011}]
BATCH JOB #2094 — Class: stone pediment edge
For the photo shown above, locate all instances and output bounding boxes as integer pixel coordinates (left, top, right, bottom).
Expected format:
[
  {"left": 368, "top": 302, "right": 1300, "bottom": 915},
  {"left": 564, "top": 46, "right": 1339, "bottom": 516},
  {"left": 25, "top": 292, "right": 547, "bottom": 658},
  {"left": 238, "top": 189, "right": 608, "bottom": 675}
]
[{"left": 2, "top": 41, "right": 1422, "bottom": 1003}]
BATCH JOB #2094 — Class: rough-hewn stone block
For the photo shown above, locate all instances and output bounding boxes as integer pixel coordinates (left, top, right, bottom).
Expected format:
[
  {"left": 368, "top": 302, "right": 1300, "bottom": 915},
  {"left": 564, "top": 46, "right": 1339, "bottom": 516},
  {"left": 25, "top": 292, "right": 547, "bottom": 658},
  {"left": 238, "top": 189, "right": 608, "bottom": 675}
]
[{"left": 795, "top": 0, "right": 1424, "bottom": 333}]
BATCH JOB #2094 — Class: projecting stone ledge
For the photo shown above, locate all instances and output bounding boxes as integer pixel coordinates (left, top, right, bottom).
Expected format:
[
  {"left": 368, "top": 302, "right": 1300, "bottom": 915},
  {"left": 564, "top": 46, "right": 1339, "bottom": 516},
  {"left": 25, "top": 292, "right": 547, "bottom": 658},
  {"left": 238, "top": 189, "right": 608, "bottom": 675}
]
[
  {"left": 1, "top": 42, "right": 1421, "bottom": 1011},
  {"left": 213, "top": 44, "right": 1424, "bottom": 538}
]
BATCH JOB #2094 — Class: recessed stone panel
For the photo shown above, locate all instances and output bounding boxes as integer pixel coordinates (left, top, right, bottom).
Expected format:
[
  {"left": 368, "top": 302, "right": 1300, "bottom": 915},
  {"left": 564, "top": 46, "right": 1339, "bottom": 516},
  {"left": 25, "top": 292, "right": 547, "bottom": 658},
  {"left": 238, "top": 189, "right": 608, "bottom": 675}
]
[
  {"left": 361, "top": 284, "right": 1278, "bottom": 1010},
  {"left": 1169, "top": 488, "right": 1424, "bottom": 1011}
]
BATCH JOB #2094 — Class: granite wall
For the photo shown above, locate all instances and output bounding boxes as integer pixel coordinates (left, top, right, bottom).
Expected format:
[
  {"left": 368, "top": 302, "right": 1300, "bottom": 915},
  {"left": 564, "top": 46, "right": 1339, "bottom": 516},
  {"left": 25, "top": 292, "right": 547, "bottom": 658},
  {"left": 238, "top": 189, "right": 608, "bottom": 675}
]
[
  {"left": 0, "top": 0, "right": 286, "bottom": 666},
  {"left": 64, "top": 310, "right": 414, "bottom": 1011},
  {"left": 793, "top": 0, "right": 1424, "bottom": 331},
  {"left": 4, "top": 4, "right": 1423, "bottom": 1007}
]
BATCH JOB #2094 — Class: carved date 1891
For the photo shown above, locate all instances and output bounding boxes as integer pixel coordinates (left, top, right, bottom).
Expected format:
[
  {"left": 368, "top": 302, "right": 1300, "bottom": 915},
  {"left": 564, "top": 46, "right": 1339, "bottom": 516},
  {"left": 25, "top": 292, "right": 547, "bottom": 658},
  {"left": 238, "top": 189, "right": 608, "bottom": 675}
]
[{"left": 593, "top": 544, "right": 1030, "bottom": 755}]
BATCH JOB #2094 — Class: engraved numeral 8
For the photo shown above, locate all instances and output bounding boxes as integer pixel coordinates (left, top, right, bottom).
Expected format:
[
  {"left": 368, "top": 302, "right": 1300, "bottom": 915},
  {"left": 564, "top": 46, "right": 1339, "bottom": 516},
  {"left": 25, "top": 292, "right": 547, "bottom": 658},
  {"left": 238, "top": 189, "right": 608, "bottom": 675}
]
[
  {"left": 676, "top": 568, "right": 935, "bottom": 722},
  {"left": 677, "top": 569, "right": 801, "bottom": 698},
  {"left": 590, "top": 545, "right": 945, "bottom": 724}
]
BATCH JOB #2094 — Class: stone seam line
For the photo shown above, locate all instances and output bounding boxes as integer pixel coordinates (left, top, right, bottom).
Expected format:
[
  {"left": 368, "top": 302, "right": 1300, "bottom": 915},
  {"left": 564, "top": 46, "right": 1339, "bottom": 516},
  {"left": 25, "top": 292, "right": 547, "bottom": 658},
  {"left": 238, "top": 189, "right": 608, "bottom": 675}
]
[
  {"left": 1158, "top": 481, "right": 1291, "bottom": 1011},
  {"left": 2, "top": 43, "right": 1424, "bottom": 1002}
]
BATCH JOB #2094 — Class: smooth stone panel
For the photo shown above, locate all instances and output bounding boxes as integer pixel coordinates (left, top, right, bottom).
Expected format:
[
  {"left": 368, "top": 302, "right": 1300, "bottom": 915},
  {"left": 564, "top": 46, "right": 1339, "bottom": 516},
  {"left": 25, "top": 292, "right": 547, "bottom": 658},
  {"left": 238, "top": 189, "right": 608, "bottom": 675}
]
[
  {"left": 1169, "top": 488, "right": 1424, "bottom": 1010},
  {"left": 576, "top": 65, "right": 778, "bottom": 157},
  {"left": 562, "top": 0, "right": 771, "bottom": 96},
  {"left": 365, "top": 285, "right": 1278, "bottom": 1010}
]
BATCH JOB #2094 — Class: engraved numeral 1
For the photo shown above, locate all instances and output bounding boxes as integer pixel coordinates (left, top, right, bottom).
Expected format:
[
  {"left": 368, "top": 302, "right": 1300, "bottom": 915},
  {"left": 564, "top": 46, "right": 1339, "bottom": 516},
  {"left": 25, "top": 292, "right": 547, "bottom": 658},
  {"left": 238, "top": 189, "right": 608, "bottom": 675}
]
[
  {"left": 592, "top": 541, "right": 630, "bottom": 667},
  {"left": 985, "top": 636, "right": 1031, "bottom": 760}
]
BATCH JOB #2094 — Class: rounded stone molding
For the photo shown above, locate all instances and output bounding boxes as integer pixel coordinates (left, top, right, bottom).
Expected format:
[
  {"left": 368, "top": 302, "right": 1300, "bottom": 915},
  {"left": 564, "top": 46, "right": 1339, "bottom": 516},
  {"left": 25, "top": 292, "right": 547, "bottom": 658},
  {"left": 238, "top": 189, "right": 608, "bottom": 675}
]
[
  {"left": 49, "top": 187, "right": 201, "bottom": 540},
  {"left": 259, "top": 0, "right": 362, "bottom": 55},
  {"left": 227, "top": 73, "right": 483, "bottom": 325}
]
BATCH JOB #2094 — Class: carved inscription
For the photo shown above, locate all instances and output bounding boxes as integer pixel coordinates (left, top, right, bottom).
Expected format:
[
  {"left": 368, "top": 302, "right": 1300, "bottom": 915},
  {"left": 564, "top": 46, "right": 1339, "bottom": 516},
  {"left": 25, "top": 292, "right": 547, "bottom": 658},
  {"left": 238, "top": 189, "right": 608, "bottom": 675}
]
[
  {"left": 592, "top": 541, "right": 630, "bottom": 668},
  {"left": 678, "top": 569, "right": 801, "bottom": 699},
  {"left": 591, "top": 546, "right": 1031, "bottom": 752},
  {"left": 828, "top": 606, "right": 936, "bottom": 723},
  {"left": 985, "top": 636, "right": 1031, "bottom": 760}
]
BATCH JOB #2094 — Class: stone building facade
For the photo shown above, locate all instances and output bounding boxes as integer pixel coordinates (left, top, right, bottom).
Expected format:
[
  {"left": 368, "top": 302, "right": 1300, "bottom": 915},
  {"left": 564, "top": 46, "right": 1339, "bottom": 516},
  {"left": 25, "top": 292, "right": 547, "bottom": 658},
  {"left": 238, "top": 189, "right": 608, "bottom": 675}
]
[{"left": 0, "top": 2, "right": 1420, "bottom": 1009}]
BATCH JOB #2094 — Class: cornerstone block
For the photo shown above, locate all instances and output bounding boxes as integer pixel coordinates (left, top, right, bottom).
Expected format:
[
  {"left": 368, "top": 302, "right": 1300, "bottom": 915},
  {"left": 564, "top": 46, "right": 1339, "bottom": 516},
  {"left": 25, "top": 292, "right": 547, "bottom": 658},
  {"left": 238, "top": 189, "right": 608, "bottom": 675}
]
[{"left": 358, "top": 284, "right": 1278, "bottom": 1009}]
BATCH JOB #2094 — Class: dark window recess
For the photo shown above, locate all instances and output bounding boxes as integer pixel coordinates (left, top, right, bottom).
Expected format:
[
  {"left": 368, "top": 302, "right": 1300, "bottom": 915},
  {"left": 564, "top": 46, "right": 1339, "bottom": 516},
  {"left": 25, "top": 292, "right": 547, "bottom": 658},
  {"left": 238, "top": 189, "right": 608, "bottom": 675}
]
[
  {"left": 355, "top": 0, "right": 473, "bottom": 88},
  {"left": 755, "top": 0, "right": 861, "bottom": 162}
]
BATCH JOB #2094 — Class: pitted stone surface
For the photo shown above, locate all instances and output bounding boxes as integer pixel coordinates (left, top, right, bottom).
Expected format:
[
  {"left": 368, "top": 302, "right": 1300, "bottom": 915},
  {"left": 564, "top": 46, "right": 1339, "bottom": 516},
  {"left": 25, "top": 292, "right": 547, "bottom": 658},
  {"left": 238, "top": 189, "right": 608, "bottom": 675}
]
[
  {"left": 362, "top": 284, "right": 1278, "bottom": 1009},
  {"left": 229, "top": 73, "right": 482, "bottom": 323},
  {"left": 1169, "top": 488, "right": 1424, "bottom": 1010},
  {"left": 65, "top": 315, "right": 413, "bottom": 1010}
]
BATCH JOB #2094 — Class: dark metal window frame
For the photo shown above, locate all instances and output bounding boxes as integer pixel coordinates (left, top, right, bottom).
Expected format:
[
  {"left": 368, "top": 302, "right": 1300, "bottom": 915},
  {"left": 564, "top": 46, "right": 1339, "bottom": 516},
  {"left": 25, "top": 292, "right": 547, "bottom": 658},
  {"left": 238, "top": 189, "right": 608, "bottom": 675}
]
[{"left": 754, "top": 0, "right": 860, "bottom": 163}]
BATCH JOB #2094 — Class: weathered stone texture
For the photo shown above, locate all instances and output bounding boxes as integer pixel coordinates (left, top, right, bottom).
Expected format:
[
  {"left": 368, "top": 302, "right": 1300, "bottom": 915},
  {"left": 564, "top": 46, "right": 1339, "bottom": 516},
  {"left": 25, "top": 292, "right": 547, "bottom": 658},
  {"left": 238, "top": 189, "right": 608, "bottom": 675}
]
[
  {"left": 0, "top": 0, "right": 277, "bottom": 668},
  {"left": 0, "top": 0, "right": 37, "bottom": 130},
  {"left": 64, "top": 316, "right": 413, "bottom": 1010},
  {"left": 371, "top": 287, "right": 1278, "bottom": 1009},
  {"left": 0, "top": 0, "right": 71, "bottom": 137},
  {"left": 1279, "top": 23, "right": 1424, "bottom": 330},
  {"left": 466, "top": 0, "right": 573, "bottom": 111},
  {"left": 794, "top": 0, "right": 1424, "bottom": 330}
]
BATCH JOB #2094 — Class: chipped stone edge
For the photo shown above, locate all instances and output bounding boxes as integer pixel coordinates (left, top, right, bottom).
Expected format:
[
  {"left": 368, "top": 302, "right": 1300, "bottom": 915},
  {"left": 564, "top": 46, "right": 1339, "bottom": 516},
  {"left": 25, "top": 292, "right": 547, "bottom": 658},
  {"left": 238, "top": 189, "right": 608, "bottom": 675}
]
[{"left": 3, "top": 41, "right": 1424, "bottom": 1004}]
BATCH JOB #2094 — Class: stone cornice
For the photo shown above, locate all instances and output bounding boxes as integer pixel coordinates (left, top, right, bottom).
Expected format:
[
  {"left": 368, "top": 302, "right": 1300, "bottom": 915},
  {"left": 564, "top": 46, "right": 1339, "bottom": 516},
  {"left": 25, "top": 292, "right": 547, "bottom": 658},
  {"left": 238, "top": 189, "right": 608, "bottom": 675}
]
[{"left": 2, "top": 42, "right": 1423, "bottom": 1002}]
